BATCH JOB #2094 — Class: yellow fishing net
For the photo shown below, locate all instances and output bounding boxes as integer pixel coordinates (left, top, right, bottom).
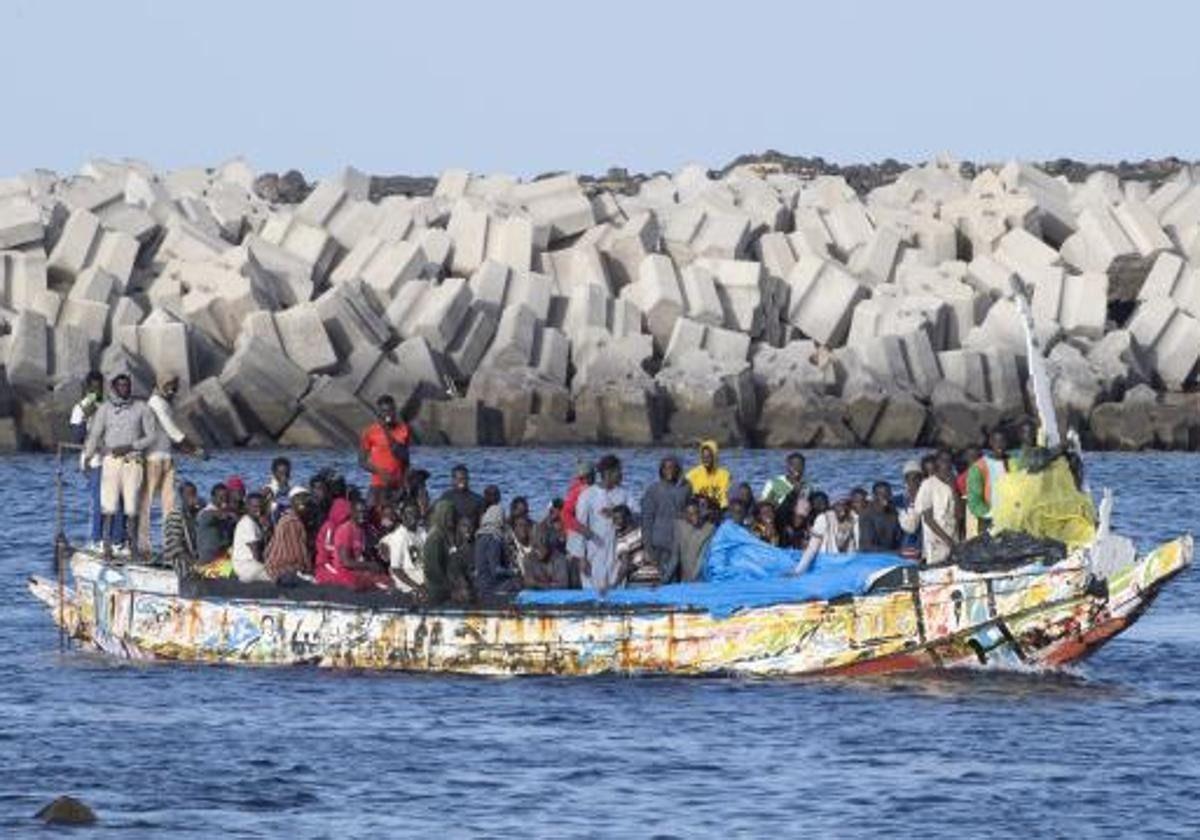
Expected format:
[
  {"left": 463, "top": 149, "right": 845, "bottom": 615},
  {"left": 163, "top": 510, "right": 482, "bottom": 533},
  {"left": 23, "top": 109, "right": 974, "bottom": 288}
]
[{"left": 992, "top": 457, "right": 1096, "bottom": 549}]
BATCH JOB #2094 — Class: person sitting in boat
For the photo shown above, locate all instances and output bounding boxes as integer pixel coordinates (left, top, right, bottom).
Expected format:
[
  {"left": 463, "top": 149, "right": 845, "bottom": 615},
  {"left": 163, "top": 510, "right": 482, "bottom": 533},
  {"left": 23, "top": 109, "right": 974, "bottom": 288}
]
[
  {"left": 857, "top": 481, "right": 902, "bottom": 552},
  {"left": 359, "top": 394, "right": 411, "bottom": 498},
  {"left": 562, "top": 460, "right": 595, "bottom": 589},
  {"left": 794, "top": 493, "right": 856, "bottom": 574},
  {"left": 725, "top": 497, "right": 750, "bottom": 528},
  {"left": 507, "top": 496, "right": 529, "bottom": 528},
  {"left": 266, "top": 456, "right": 292, "bottom": 521},
  {"left": 779, "top": 495, "right": 812, "bottom": 550},
  {"left": 438, "top": 464, "right": 484, "bottom": 528},
  {"left": 576, "top": 454, "right": 630, "bottom": 593},
  {"left": 404, "top": 469, "right": 431, "bottom": 520},
  {"left": 264, "top": 487, "right": 314, "bottom": 583},
  {"left": 848, "top": 486, "right": 869, "bottom": 547},
  {"left": 363, "top": 487, "right": 396, "bottom": 566},
  {"left": 613, "top": 504, "right": 658, "bottom": 587},
  {"left": 163, "top": 481, "right": 201, "bottom": 578},
  {"left": 195, "top": 483, "right": 236, "bottom": 566},
  {"left": 662, "top": 497, "right": 714, "bottom": 583},
  {"left": 472, "top": 504, "right": 522, "bottom": 600},
  {"left": 525, "top": 510, "right": 572, "bottom": 590},
  {"left": 423, "top": 500, "right": 473, "bottom": 605},
  {"left": 307, "top": 471, "right": 333, "bottom": 526},
  {"left": 231, "top": 493, "right": 271, "bottom": 582},
  {"left": 751, "top": 500, "right": 780, "bottom": 546},
  {"left": 225, "top": 475, "right": 248, "bottom": 517},
  {"left": 966, "top": 428, "right": 1010, "bottom": 536},
  {"left": 452, "top": 515, "right": 478, "bottom": 596},
  {"left": 507, "top": 514, "right": 535, "bottom": 580},
  {"left": 381, "top": 501, "right": 427, "bottom": 596},
  {"left": 315, "top": 497, "right": 392, "bottom": 591},
  {"left": 685, "top": 440, "right": 730, "bottom": 510}
]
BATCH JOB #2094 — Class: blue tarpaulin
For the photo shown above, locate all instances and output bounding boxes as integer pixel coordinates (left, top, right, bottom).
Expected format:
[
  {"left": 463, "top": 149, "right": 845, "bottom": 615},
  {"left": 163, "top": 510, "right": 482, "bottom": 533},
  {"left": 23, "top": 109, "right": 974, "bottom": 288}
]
[{"left": 517, "top": 522, "right": 914, "bottom": 617}]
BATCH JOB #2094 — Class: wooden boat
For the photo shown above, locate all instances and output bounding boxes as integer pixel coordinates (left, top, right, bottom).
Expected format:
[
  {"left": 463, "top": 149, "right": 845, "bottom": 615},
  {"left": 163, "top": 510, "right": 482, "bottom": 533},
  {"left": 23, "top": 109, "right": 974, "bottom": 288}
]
[{"left": 27, "top": 534, "right": 1191, "bottom": 676}]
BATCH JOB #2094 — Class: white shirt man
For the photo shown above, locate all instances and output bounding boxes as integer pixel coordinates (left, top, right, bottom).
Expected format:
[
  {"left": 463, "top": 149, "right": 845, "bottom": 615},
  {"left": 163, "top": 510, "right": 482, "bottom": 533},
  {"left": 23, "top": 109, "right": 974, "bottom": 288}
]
[
  {"left": 382, "top": 521, "right": 427, "bottom": 594},
  {"left": 231, "top": 513, "right": 270, "bottom": 582},
  {"left": 914, "top": 474, "right": 957, "bottom": 564}
]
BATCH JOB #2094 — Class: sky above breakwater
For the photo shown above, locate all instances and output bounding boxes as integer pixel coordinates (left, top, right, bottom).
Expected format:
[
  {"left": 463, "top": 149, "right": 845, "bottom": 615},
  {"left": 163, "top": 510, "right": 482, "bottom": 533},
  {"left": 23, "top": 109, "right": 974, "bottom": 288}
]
[{"left": 7, "top": 0, "right": 1200, "bottom": 179}]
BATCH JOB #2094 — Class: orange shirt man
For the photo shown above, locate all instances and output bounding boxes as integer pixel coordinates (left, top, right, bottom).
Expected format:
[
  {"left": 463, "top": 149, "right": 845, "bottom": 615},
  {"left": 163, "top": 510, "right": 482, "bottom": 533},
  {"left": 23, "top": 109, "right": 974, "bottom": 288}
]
[{"left": 359, "top": 395, "right": 411, "bottom": 491}]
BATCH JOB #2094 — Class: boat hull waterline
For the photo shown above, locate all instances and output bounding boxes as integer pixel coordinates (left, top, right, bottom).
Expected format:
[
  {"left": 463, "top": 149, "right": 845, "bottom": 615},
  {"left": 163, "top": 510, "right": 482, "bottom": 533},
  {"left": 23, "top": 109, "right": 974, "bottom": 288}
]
[{"left": 28, "top": 537, "right": 1191, "bottom": 677}]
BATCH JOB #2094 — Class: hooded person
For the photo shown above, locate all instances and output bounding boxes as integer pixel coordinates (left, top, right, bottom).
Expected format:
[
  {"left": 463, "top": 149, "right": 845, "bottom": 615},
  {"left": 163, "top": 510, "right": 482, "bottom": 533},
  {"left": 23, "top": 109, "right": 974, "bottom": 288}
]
[
  {"left": 685, "top": 440, "right": 731, "bottom": 510},
  {"left": 314, "top": 497, "right": 391, "bottom": 591},
  {"left": 82, "top": 369, "right": 158, "bottom": 563},
  {"left": 472, "top": 504, "right": 521, "bottom": 599},
  {"left": 423, "top": 499, "right": 472, "bottom": 604}
]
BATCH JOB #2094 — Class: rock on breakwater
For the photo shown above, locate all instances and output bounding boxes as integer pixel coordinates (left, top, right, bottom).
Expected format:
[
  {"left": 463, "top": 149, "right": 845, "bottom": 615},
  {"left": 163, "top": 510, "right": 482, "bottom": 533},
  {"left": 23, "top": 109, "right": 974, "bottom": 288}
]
[{"left": 0, "top": 154, "right": 1198, "bottom": 453}]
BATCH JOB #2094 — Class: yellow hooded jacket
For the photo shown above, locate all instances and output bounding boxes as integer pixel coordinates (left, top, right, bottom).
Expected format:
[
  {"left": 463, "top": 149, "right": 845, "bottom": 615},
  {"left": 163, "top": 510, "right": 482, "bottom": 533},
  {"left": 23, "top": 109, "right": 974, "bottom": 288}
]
[{"left": 685, "top": 439, "right": 731, "bottom": 509}]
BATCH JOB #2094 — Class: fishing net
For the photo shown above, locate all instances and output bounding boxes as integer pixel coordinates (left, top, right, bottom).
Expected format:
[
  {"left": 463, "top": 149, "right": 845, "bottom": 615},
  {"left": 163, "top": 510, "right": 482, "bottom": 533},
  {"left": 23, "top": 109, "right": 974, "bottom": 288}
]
[{"left": 991, "top": 455, "right": 1096, "bottom": 549}]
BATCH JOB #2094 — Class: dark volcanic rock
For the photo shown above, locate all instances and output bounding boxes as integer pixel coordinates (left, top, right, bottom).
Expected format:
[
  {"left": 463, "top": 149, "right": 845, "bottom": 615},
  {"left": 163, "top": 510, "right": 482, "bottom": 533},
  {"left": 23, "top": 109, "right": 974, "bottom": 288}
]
[
  {"left": 253, "top": 169, "right": 313, "bottom": 204},
  {"left": 35, "top": 795, "right": 97, "bottom": 826}
]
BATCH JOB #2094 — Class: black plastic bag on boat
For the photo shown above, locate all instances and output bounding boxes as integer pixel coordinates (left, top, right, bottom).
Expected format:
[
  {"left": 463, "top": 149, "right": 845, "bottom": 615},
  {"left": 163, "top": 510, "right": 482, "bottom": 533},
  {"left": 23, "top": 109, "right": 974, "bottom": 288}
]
[{"left": 950, "top": 531, "right": 1068, "bottom": 573}]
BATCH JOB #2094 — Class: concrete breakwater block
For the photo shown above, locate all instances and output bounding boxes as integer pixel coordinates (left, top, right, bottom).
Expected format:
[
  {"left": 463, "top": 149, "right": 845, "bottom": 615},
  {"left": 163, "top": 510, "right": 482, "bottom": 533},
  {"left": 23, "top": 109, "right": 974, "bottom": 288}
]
[{"left": 1, "top": 155, "right": 1199, "bottom": 451}]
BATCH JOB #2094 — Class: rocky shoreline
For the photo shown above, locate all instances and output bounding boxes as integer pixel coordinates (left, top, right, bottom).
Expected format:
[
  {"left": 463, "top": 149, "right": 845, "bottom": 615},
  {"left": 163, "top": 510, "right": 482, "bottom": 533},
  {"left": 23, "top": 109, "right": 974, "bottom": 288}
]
[{"left": 1, "top": 152, "right": 1198, "bottom": 453}]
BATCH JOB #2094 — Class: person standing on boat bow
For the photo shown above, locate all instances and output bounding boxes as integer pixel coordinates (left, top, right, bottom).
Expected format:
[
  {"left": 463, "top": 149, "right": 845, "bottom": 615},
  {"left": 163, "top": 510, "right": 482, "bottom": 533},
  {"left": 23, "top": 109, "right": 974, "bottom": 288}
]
[
  {"left": 83, "top": 371, "right": 158, "bottom": 564},
  {"left": 71, "top": 370, "right": 126, "bottom": 550},
  {"left": 139, "top": 374, "right": 205, "bottom": 557},
  {"left": 359, "top": 394, "right": 411, "bottom": 498}
]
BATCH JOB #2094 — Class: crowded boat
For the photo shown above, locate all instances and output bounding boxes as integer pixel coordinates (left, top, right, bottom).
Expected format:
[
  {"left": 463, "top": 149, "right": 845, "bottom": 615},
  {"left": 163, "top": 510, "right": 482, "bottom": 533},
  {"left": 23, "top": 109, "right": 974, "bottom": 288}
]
[{"left": 72, "top": 366, "right": 1089, "bottom": 606}]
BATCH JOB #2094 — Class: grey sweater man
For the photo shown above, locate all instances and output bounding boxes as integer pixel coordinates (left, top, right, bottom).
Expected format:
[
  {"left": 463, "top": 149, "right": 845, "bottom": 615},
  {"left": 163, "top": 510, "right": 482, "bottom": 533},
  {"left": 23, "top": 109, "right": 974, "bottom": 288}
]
[{"left": 83, "top": 396, "right": 157, "bottom": 460}]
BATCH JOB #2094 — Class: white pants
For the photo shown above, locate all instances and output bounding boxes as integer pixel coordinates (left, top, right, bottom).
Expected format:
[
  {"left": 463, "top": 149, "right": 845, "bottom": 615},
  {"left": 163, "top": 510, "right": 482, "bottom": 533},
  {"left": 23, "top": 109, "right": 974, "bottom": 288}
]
[{"left": 100, "top": 455, "right": 144, "bottom": 516}]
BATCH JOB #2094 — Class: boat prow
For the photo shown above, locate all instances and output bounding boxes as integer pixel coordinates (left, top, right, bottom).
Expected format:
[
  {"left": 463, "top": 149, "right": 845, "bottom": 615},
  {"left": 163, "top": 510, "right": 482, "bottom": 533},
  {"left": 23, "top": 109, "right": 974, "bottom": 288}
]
[{"left": 29, "top": 534, "right": 1191, "bottom": 678}]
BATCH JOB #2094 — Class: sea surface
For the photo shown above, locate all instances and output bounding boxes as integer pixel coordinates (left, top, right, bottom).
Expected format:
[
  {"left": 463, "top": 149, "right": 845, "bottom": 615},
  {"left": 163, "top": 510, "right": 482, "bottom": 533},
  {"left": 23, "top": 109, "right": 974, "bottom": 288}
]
[{"left": 1, "top": 447, "right": 1197, "bottom": 838}]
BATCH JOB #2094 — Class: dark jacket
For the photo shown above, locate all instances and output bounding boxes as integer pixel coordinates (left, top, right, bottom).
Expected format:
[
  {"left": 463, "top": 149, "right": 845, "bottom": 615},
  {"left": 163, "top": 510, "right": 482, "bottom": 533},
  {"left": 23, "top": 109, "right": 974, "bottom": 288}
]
[
  {"left": 423, "top": 501, "right": 470, "bottom": 604},
  {"left": 640, "top": 479, "right": 690, "bottom": 552},
  {"left": 858, "top": 504, "right": 902, "bottom": 552},
  {"left": 438, "top": 488, "right": 484, "bottom": 526}
]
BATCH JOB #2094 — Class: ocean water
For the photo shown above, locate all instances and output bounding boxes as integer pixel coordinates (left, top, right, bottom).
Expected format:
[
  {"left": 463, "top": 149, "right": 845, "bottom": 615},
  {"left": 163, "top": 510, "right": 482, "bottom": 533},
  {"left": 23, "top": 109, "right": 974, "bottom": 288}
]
[{"left": 1, "top": 447, "right": 1197, "bottom": 838}]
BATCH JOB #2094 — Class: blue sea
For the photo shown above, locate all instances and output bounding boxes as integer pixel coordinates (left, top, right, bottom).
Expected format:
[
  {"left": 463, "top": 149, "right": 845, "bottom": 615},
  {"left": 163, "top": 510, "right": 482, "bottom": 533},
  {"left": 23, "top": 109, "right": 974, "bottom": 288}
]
[{"left": 1, "top": 447, "right": 1197, "bottom": 838}]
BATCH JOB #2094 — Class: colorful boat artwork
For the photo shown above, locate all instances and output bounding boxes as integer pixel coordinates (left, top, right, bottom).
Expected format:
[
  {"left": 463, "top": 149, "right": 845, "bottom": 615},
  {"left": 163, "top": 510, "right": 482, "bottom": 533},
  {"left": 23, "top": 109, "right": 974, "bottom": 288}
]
[{"left": 28, "top": 534, "right": 1191, "bottom": 677}]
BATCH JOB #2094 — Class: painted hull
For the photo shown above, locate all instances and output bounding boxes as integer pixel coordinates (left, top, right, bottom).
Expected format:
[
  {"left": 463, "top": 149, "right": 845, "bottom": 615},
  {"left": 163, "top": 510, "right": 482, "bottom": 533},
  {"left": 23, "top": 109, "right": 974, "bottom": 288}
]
[{"left": 29, "top": 536, "right": 1191, "bottom": 677}]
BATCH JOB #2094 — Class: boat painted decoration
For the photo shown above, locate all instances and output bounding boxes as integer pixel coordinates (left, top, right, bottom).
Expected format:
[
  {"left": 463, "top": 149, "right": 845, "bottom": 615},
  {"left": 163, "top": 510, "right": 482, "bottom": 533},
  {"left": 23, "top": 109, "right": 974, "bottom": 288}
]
[{"left": 28, "top": 535, "right": 1191, "bottom": 677}]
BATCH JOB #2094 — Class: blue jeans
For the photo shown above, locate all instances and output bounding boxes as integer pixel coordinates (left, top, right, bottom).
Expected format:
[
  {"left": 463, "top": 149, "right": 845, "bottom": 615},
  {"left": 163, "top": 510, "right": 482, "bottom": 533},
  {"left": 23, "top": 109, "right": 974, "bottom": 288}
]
[{"left": 87, "top": 468, "right": 125, "bottom": 544}]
